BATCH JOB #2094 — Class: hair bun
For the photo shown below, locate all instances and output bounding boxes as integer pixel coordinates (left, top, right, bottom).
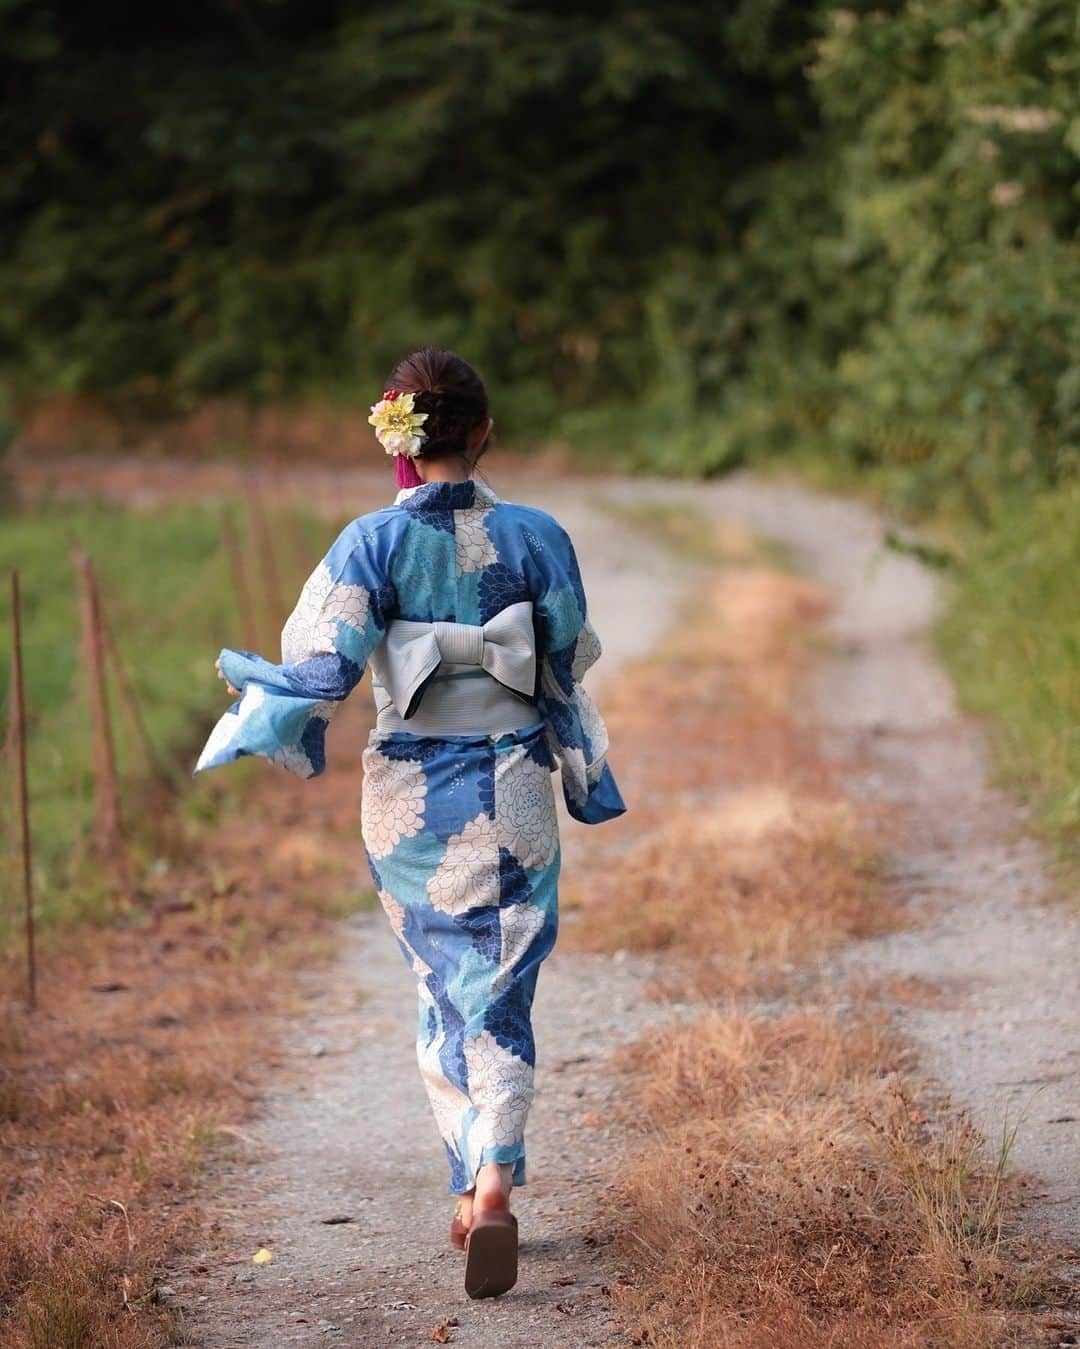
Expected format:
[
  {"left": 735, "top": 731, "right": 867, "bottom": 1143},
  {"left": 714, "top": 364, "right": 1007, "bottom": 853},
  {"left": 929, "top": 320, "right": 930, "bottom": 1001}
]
[{"left": 385, "top": 348, "right": 489, "bottom": 462}]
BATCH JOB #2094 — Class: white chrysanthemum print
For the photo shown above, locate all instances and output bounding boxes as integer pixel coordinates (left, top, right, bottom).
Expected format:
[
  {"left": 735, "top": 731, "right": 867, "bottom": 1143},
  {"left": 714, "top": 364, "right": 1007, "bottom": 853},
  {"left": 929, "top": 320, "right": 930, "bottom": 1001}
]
[
  {"left": 418, "top": 1027, "right": 472, "bottom": 1152},
  {"left": 427, "top": 813, "right": 499, "bottom": 915},
  {"left": 361, "top": 749, "right": 427, "bottom": 859},
  {"left": 576, "top": 688, "right": 608, "bottom": 764},
  {"left": 454, "top": 509, "right": 498, "bottom": 574},
  {"left": 559, "top": 743, "right": 589, "bottom": 806},
  {"left": 571, "top": 620, "right": 602, "bottom": 679},
  {"left": 464, "top": 1029, "right": 533, "bottom": 1148},
  {"left": 281, "top": 561, "right": 371, "bottom": 662},
  {"left": 491, "top": 901, "right": 547, "bottom": 998},
  {"left": 271, "top": 743, "right": 314, "bottom": 776},
  {"left": 495, "top": 751, "right": 558, "bottom": 869},
  {"left": 378, "top": 887, "right": 407, "bottom": 943},
  {"left": 195, "top": 683, "right": 269, "bottom": 772}
]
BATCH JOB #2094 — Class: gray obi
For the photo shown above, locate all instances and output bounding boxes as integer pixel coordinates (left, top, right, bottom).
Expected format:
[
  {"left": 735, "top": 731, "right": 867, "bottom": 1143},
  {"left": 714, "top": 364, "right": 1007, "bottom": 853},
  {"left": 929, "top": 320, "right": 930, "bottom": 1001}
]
[{"left": 368, "top": 600, "right": 541, "bottom": 736}]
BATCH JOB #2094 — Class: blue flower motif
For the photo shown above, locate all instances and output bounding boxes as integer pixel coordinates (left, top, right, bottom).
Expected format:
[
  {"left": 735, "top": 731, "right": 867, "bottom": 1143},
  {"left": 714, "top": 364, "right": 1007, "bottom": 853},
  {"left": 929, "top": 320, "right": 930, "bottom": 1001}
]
[
  {"left": 371, "top": 580, "right": 396, "bottom": 628},
  {"left": 477, "top": 761, "right": 496, "bottom": 818},
  {"left": 454, "top": 904, "right": 502, "bottom": 962},
  {"left": 399, "top": 480, "right": 477, "bottom": 514},
  {"left": 298, "top": 716, "right": 328, "bottom": 775},
  {"left": 377, "top": 735, "right": 444, "bottom": 764},
  {"left": 564, "top": 543, "right": 585, "bottom": 612},
  {"left": 483, "top": 985, "right": 536, "bottom": 1064},
  {"left": 538, "top": 696, "right": 581, "bottom": 750},
  {"left": 424, "top": 508, "right": 455, "bottom": 534},
  {"left": 524, "top": 733, "right": 554, "bottom": 770},
  {"left": 478, "top": 563, "right": 530, "bottom": 623},
  {"left": 498, "top": 848, "right": 531, "bottom": 907},
  {"left": 545, "top": 643, "right": 576, "bottom": 697}
]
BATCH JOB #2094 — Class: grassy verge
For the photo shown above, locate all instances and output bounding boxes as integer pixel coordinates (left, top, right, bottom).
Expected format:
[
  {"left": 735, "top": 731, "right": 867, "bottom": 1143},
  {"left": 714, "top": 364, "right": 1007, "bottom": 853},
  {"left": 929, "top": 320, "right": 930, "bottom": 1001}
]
[
  {"left": 0, "top": 498, "right": 328, "bottom": 936},
  {"left": 937, "top": 484, "right": 1079, "bottom": 872},
  {"left": 566, "top": 532, "right": 1052, "bottom": 1345},
  {"left": 610, "top": 1011, "right": 1031, "bottom": 1347}
]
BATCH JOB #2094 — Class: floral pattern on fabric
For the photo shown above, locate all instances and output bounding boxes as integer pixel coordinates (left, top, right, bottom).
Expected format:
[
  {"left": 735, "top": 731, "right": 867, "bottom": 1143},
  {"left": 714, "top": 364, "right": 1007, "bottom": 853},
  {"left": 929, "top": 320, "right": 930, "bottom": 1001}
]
[
  {"left": 454, "top": 507, "right": 498, "bottom": 575},
  {"left": 427, "top": 813, "right": 500, "bottom": 915},
  {"left": 361, "top": 748, "right": 427, "bottom": 860},
  {"left": 362, "top": 724, "right": 561, "bottom": 1191},
  {"left": 280, "top": 561, "right": 371, "bottom": 663},
  {"left": 494, "top": 750, "right": 558, "bottom": 869}
]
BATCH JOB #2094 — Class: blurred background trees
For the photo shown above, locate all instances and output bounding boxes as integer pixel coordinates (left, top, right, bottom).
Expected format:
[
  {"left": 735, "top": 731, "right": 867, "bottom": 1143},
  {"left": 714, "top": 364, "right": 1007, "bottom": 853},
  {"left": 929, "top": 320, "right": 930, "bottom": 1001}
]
[
  {"left": 1, "top": 0, "right": 1076, "bottom": 516},
  {"left": 0, "top": 1, "right": 1076, "bottom": 884}
]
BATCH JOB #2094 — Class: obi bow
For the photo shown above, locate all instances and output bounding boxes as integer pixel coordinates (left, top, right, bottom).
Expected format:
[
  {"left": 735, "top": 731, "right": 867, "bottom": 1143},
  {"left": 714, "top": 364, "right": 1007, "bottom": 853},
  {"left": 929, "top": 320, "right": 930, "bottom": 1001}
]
[{"left": 368, "top": 600, "right": 537, "bottom": 720}]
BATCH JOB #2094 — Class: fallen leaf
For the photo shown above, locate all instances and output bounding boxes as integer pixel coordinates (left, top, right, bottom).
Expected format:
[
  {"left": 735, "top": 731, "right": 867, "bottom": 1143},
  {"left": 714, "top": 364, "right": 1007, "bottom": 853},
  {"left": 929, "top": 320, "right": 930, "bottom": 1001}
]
[
  {"left": 252, "top": 1247, "right": 273, "bottom": 1265},
  {"left": 319, "top": 1214, "right": 355, "bottom": 1225},
  {"left": 431, "top": 1323, "right": 454, "bottom": 1344}
]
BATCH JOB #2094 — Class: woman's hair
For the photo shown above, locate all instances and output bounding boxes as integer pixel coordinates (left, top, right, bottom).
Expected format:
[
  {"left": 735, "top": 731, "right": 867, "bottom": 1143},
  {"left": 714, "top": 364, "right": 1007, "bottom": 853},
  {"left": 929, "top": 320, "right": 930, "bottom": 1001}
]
[{"left": 387, "top": 348, "right": 490, "bottom": 463}]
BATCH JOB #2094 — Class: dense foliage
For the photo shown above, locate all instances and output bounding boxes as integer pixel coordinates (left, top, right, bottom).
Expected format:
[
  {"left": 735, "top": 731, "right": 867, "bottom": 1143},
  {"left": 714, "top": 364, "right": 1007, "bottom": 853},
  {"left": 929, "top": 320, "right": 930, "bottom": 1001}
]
[
  {"left": 1, "top": 1, "right": 1077, "bottom": 514},
  {"left": 938, "top": 481, "right": 1080, "bottom": 852}
]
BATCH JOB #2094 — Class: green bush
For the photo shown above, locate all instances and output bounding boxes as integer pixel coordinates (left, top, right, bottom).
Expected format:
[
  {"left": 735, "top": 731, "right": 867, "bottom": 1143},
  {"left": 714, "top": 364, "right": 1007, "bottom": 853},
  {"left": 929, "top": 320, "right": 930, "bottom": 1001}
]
[{"left": 938, "top": 484, "right": 1080, "bottom": 860}]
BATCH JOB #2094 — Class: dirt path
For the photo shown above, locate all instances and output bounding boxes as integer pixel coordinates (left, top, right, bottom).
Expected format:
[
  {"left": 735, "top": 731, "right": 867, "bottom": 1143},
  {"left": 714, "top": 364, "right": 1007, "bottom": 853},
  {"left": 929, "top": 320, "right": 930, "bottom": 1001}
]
[{"left": 20, "top": 457, "right": 1077, "bottom": 1330}]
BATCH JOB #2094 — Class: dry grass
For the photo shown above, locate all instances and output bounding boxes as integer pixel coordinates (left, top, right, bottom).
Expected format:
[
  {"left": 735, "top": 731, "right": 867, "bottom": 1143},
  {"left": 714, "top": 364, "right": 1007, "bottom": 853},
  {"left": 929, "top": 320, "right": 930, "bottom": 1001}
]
[
  {"left": 0, "top": 698, "right": 377, "bottom": 1346},
  {"left": 570, "top": 543, "right": 1053, "bottom": 1344},
  {"left": 607, "top": 1010, "right": 1036, "bottom": 1348},
  {"left": 567, "top": 567, "right": 894, "bottom": 990},
  {"left": 572, "top": 788, "right": 895, "bottom": 995}
]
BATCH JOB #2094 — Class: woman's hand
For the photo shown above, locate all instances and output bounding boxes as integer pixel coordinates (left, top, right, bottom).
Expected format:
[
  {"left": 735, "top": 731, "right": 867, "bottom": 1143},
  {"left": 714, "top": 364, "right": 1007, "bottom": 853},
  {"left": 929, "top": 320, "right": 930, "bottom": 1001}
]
[{"left": 215, "top": 657, "right": 241, "bottom": 696}]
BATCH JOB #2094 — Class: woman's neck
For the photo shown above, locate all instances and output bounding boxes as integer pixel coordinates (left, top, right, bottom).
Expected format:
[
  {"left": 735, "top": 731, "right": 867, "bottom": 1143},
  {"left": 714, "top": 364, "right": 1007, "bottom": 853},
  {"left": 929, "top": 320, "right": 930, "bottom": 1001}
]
[{"left": 418, "top": 459, "right": 471, "bottom": 484}]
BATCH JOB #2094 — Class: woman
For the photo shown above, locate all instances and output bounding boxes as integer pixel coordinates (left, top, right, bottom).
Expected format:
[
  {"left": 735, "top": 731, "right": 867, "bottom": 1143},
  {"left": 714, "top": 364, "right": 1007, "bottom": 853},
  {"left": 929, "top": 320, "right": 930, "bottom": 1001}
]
[{"left": 195, "top": 348, "right": 625, "bottom": 1299}]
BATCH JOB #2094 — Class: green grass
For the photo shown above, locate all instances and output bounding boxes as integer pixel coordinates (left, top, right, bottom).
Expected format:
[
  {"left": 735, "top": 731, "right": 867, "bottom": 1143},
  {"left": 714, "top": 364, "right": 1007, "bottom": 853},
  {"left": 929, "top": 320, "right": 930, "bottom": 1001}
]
[
  {"left": 937, "top": 483, "right": 1079, "bottom": 870},
  {"left": 0, "top": 498, "right": 325, "bottom": 936}
]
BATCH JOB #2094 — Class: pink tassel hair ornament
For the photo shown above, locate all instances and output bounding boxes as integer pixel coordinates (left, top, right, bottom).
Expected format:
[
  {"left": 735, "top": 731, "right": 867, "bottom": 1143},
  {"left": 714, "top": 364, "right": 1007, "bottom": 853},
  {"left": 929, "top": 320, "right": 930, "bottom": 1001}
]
[{"left": 395, "top": 452, "right": 424, "bottom": 489}]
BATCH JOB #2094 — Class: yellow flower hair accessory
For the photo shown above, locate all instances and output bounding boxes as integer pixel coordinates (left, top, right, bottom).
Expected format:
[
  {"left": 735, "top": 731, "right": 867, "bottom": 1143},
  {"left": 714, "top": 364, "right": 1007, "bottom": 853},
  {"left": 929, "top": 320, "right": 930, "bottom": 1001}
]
[{"left": 368, "top": 388, "right": 428, "bottom": 457}]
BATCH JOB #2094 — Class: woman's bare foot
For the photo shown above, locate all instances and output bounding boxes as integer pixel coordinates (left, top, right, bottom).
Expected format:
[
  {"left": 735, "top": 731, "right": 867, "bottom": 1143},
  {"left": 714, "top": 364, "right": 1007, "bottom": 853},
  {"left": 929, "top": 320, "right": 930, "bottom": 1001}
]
[
  {"left": 451, "top": 1163, "right": 514, "bottom": 1248},
  {"left": 450, "top": 1193, "right": 473, "bottom": 1250},
  {"left": 473, "top": 1162, "right": 514, "bottom": 1216}
]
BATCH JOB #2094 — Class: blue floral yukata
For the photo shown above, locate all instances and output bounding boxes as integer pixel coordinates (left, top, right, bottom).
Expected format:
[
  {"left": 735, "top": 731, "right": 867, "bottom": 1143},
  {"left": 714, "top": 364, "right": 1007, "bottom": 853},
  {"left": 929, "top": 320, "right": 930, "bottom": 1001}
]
[{"left": 195, "top": 478, "right": 625, "bottom": 1193}]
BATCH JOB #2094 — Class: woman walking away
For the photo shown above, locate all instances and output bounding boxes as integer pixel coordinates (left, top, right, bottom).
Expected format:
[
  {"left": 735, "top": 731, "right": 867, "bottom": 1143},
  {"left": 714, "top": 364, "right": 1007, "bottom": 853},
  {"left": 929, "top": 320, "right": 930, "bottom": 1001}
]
[{"left": 194, "top": 348, "right": 626, "bottom": 1299}]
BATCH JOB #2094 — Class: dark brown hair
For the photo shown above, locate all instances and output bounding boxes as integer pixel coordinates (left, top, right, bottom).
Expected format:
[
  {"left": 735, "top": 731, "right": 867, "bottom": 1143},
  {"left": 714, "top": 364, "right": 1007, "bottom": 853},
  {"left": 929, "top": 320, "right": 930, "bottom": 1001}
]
[{"left": 386, "top": 348, "right": 490, "bottom": 461}]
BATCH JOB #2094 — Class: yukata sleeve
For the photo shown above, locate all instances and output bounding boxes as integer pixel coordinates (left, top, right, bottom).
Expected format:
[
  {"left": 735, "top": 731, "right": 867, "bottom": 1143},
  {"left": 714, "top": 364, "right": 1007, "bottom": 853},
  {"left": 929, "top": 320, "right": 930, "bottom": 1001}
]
[
  {"left": 193, "top": 522, "right": 393, "bottom": 780},
  {"left": 530, "top": 521, "right": 627, "bottom": 824}
]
